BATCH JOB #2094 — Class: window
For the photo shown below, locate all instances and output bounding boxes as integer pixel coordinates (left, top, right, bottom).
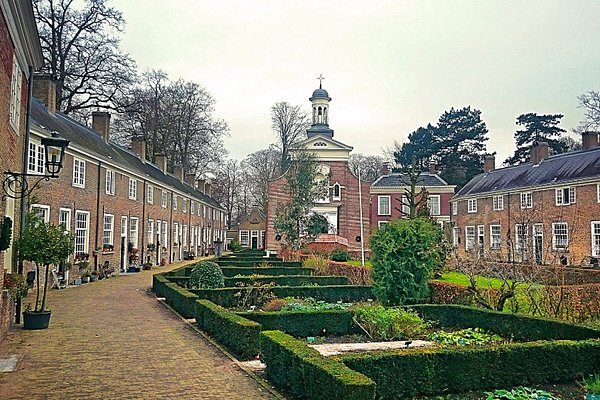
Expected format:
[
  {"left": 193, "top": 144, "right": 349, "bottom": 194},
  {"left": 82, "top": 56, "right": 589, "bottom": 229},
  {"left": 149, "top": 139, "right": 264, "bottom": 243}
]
[
  {"left": 75, "top": 211, "right": 90, "bottom": 256},
  {"left": 121, "top": 216, "right": 127, "bottom": 239},
  {"left": 198, "top": 203, "right": 201, "bottom": 216},
  {"left": 240, "top": 230, "right": 249, "bottom": 246},
  {"left": 9, "top": 55, "right": 22, "bottom": 132},
  {"left": 106, "top": 169, "right": 115, "bottom": 195},
  {"left": 465, "top": 226, "right": 476, "bottom": 251},
  {"left": 162, "top": 221, "right": 168, "bottom": 248},
  {"left": 332, "top": 183, "right": 341, "bottom": 201},
  {"left": 597, "top": 184, "right": 600, "bottom": 203},
  {"left": 129, "top": 178, "right": 137, "bottom": 200},
  {"left": 173, "top": 195, "right": 178, "bottom": 211},
  {"left": 493, "top": 195, "right": 504, "bottom": 211},
  {"left": 59, "top": 208, "right": 71, "bottom": 233},
  {"left": 183, "top": 225, "right": 188, "bottom": 248},
  {"left": 147, "top": 185, "right": 154, "bottom": 204},
  {"left": 203, "top": 205, "right": 206, "bottom": 218},
  {"left": 31, "top": 204, "right": 50, "bottom": 223},
  {"left": 190, "top": 201, "right": 195, "bottom": 214},
  {"left": 377, "top": 220, "right": 389, "bottom": 228},
  {"left": 520, "top": 192, "right": 532, "bottom": 209},
  {"left": 173, "top": 222, "right": 179, "bottom": 245},
  {"left": 490, "top": 225, "right": 501, "bottom": 249},
  {"left": 428, "top": 195, "right": 440, "bottom": 216},
  {"left": 148, "top": 219, "right": 154, "bottom": 244},
  {"left": 161, "top": 190, "right": 168, "bottom": 208},
  {"left": 515, "top": 224, "right": 529, "bottom": 251},
  {"left": 182, "top": 199, "right": 187, "bottom": 214},
  {"left": 555, "top": 187, "right": 576, "bottom": 206},
  {"left": 129, "top": 217, "right": 139, "bottom": 249},
  {"left": 452, "top": 202, "right": 457, "bottom": 216},
  {"left": 467, "top": 199, "right": 477, "bottom": 213},
  {"left": 72, "top": 158, "right": 86, "bottom": 188},
  {"left": 452, "top": 227, "right": 459, "bottom": 247},
  {"left": 592, "top": 222, "right": 600, "bottom": 257},
  {"left": 552, "top": 222, "right": 569, "bottom": 250},
  {"left": 102, "top": 214, "right": 114, "bottom": 247},
  {"left": 27, "top": 142, "right": 45, "bottom": 174},
  {"left": 260, "top": 230, "right": 265, "bottom": 249},
  {"left": 378, "top": 195, "right": 391, "bottom": 215}
]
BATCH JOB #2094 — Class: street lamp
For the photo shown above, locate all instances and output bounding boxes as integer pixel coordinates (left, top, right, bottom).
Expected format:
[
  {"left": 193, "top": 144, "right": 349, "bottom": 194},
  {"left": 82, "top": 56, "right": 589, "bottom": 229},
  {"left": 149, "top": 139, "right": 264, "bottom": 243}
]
[{"left": 2, "top": 131, "right": 69, "bottom": 199}]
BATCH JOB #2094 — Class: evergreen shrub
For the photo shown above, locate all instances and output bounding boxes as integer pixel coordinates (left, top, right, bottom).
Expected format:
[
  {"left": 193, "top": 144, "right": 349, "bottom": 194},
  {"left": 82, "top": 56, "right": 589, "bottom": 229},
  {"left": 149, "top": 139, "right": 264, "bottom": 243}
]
[{"left": 189, "top": 261, "right": 225, "bottom": 289}]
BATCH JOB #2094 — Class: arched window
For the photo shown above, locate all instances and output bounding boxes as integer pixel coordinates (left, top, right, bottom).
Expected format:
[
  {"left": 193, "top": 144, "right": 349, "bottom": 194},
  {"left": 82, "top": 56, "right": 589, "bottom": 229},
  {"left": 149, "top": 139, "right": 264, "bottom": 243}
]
[
  {"left": 318, "top": 107, "right": 323, "bottom": 123},
  {"left": 313, "top": 141, "right": 327, "bottom": 147},
  {"left": 333, "top": 183, "right": 341, "bottom": 200}
]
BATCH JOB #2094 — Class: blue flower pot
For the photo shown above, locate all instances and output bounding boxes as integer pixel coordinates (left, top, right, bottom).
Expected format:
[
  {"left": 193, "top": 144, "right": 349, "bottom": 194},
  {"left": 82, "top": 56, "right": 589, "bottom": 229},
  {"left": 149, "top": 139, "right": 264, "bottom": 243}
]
[{"left": 23, "top": 311, "right": 51, "bottom": 330}]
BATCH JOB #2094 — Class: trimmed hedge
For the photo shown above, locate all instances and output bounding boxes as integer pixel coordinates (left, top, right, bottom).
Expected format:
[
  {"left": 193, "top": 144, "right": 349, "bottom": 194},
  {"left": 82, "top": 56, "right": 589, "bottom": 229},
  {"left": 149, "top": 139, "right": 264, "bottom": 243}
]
[
  {"left": 261, "top": 330, "right": 375, "bottom": 400},
  {"left": 195, "top": 300, "right": 261, "bottom": 360},
  {"left": 190, "top": 285, "right": 373, "bottom": 308},
  {"left": 237, "top": 309, "right": 359, "bottom": 338},
  {"left": 225, "top": 275, "right": 349, "bottom": 287},
  {"left": 220, "top": 267, "right": 313, "bottom": 277},
  {"left": 216, "top": 260, "right": 303, "bottom": 268},
  {"left": 153, "top": 273, "right": 171, "bottom": 298},
  {"left": 161, "top": 282, "right": 198, "bottom": 318},
  {"left": 340, "top": 340, "right": 600, "bottom": 399},
  {"left": 410, "top": 304, "right": 600, "bottom": 341}
]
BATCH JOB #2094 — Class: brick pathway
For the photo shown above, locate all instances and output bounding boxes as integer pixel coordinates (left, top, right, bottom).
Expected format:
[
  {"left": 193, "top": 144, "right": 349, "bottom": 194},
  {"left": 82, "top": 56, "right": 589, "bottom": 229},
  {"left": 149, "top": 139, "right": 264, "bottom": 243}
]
[{"left": 0, "top": 262, "right": 278, "bottom": 400}]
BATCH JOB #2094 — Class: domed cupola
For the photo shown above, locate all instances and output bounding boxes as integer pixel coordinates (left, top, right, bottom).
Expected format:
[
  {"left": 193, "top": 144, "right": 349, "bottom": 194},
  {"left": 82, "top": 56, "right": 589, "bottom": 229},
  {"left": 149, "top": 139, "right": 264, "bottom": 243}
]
[{"left": 307, "top": 74, "right": 334, "bottom": 138}]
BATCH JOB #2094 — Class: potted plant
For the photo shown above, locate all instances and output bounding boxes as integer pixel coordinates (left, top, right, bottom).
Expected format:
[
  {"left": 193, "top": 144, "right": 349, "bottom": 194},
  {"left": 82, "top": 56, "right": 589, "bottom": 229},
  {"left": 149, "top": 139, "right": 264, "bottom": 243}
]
[
  {"left": 78, "top": 260, "right": 90, "bottom": 283},
  {"left": 16, "top": 212, "right": 74, "bottom": 330},
  {"left": 90, "top": 271, "right": 98, "bottom": 282},
  {"left": 146, "top": 243, "right": 155, "bottom": 252},
  {"left": 2, "top": 272, "right": 28, "bottom": 303},
  {"left": 102, "top": 244, "right": 114, "bottom": 253},
  {"left": 583, "top": 374, "right": 600, "bottom": 400}
]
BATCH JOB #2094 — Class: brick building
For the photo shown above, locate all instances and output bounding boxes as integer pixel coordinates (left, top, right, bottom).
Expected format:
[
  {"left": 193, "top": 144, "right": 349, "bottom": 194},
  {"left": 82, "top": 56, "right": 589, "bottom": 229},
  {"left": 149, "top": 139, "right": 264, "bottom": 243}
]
[
  {"left": 0, "top": 1, "right": 43, "bottom": 340},
  {"left": 226, "top": 206, "right": 266, "bottom": 250},
  {"left": 27, "top": 76, "right": 226, "bottom": 279},
  {"left": 450, "top": 135, "right": 600, "bottom": 266},
  {"left": 370, "top": 163, "right": 456, "bottom": 229},
  {"left": 266, "top": 82, "right": 371, "bottom": 256}
]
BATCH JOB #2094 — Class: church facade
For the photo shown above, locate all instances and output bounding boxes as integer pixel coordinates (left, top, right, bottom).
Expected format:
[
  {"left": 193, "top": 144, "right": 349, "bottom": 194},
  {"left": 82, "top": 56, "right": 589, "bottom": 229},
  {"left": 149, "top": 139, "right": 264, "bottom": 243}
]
[{"left": 265, "top": 83, "right": 371, "bottom": 256}]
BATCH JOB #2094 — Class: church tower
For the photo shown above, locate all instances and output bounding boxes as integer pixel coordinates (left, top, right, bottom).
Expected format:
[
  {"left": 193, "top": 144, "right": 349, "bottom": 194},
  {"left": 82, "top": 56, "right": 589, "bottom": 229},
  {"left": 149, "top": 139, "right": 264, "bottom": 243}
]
[{"left": 307, "top": 75, "right": 334, "bottom": 138}]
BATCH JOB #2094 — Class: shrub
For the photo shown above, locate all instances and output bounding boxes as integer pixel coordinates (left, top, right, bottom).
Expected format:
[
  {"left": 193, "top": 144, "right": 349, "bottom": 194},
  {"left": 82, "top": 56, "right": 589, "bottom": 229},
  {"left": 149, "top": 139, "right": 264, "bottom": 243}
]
[
  {"left": 303, "top": 255, "right": 330, "bottom": 274},
  {"left": 188, "top": 261, "right": 225, "bottom": 289},
  {"left": 583, "top": 374, "right": 600, "bottom": 395},
  {"left": 229, "top": 240, "right": 244, "bottom": 252},
  {"left": 262, "top": 298, "right": 286, "bottom": 311},
  {"left": 320, "top": 261, "right": 372, "bottom": 286},
  {"left": 485, "top": 387, "right": 559, "bottom": 400},
  {"left": 353, "top": 303, "right": 431, "bottom": 341},
  {"left": 429, "top": 327, "right": 503, "bottom": 346},
  {"left": 331, "top": 250, "right": 349, "bottom": 262},
  {"left": 369, "top": 218, "right": 444, "bottom": 306}
]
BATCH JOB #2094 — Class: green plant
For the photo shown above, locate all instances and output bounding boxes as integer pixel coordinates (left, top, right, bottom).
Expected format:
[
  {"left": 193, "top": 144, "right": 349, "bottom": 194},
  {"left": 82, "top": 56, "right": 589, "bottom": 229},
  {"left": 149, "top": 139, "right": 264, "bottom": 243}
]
[
  {"left": 484, "top": 386, "right": 558, "bottom": 400},
  {"left": 234, "top": 282, "right": 276, "bottom": 308},
  {"left": 331, "top": 250, "right": 349, "bottom": 262},
  {"left": 303, "top": 255, "right": 330, "bottom": 275},
  {"left": 77, "top": 260, "right": 89, "bottom": 273},
  {"left": 0, "top": 216, "right": 13, "bottom": 251},
  {"left": 16, "top": 212, "right": 74, "bottom": 312},
  {"left": 229, "top": 240, "right": 244, "bottom": 252},
  {"left": 353, "top": 303, "right": 431, "bottom": 341},
  {"left": 582, "top": 374, "right": 600, "bottom": 395},
  {"left": 281, "top": 297, "right": 353, "bottom": 312},
  {"left": 370, "top": 217, "right": 444, "bottom": 305},
  {"left": 188, "top": 261, "right": 225, "bottom": 289},
  {"left": 429, "top": 327, "right": 503, "bottom": 346},
  {"left": 3, "top": 272, "right": 28, "bottom": 300}
]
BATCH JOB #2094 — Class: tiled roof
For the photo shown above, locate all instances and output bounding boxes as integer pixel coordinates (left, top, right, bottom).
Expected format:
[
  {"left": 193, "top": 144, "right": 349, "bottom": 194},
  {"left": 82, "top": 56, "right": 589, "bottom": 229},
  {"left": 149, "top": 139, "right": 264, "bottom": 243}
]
[
  {"left": 371, "top": 172, "right": 450, "bottom": 188},
  {"left": 454, "top": 147, "right": 600, "bottom": 199},
  {"left": 30, "top": 99, "right": 224, "bottom": 210}
]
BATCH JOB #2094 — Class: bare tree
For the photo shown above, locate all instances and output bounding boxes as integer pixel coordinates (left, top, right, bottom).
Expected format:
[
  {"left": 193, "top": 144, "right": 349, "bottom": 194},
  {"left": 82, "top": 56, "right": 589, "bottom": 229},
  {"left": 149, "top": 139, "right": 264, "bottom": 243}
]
[
  {"left": 271, "top": 102, "right": 310, "bottom": 170},
  {"left": 348, "top": 153, "right": 385, "bottom": 182},
  {"left": 242, "top": 145, "right": 282, "bottom": 213},
  {"left": 33, "top": 0, "right": 137, "bottom": 116},
  {"left": 575, "top": 90, "right": 600, "bottom": 133},
  {"left": 213, "top": 159, "right": 244, "bottom": 229}
]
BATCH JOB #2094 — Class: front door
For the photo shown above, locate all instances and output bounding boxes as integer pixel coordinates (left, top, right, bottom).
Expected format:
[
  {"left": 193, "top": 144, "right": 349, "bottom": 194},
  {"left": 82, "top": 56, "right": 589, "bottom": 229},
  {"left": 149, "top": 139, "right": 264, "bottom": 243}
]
[
  {"left": 533, "top": 223, "right": 544, "bottom": 264},
  {"left": 251, "top": 230, "right": 259, "bottom": 249}
]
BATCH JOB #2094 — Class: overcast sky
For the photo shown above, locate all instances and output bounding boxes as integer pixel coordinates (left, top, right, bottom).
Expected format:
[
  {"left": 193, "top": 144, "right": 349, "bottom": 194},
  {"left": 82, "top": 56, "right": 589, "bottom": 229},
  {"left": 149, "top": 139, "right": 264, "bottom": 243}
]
[{"left": 113, "top": 0, "right": 600, "bottom": 164}]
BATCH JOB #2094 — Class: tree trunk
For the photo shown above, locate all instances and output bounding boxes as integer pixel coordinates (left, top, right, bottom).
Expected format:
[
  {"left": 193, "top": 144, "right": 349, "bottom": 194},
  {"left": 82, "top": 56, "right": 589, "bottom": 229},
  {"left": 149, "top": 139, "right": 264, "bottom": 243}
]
[
  {"left": 34, "top": 263, "right": 40, "bottom": 312},
  {"left": 40, "top": 264, "right": 50, "bottom": 312}
]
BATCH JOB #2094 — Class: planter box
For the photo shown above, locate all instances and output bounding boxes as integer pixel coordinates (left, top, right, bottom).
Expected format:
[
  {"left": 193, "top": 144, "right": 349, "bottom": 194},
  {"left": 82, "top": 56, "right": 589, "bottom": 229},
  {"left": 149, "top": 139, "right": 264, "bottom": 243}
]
[
  {"left": 587, "top": 395, "right": 600, "bottom": 400},
  {"left": 23, "top": 311, "right": 51, "bottom": 330},
  {"left": 73, "top": 278, "right": 82, "bottom": 285}
]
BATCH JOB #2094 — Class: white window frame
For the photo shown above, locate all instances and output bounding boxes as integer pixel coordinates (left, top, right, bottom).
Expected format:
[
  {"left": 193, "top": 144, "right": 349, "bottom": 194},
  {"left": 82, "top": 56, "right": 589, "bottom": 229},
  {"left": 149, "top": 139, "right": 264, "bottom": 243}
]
[
  {"left": 182, "top": 199, "right": 187, "bottom": 214},
  {"left": 377, "top": 220, "right": 389, "bottom": 228},
  {"left": 592, "top": 221, "right": 600, "bottom": 257},
  {"left": 452, "top": 227, "right": 459, "bottom": 247},
  {"left": 239, "top": 230, "right": 249, "bottom": 246},
  {"left": 129, "top": 217, "right": 139, "bottom": 249},
  {"left": 465, "top": 226, "right": 476, "bottom": 251},
  {"left": 102, "top": 214, "right": 114, "bottom": 247},
  {"left": 75, "top": 210, "right": 90, "bottom": 256},
  {"left": 190, "top": 201, "right": 195, "bottom": 215},
  {"left": 72, "top": 158, "right": 86, "bottom": 188},
  {"left": 452, "top": 202, "right": 457, "bottom": 216},
  {"left": 148, "top": 219, "right": 154, "bottom": 245},
  {"left": 493, "top": 195, "right": 504, "bottom": 211},
  {"left": 515, "top": 224, "right": 529, "bottom": 251},
  {"left": 9, "top": 54, "right": 22, "bottom": 133},
  {"left": 173, "top": 222, "right": 179, "bottom": 245},
  {"left": 27, "top": 141, "right": 45, "bottom": 175},
  {"left": 31, "top": 204, "right": 50, "bottom": 223},
  {"left": 467, "top": 199, "right": 477, "bottom": 213},
  {"left": 173, "top": 194, "right": 178, "bottom": 211},
  {"left": 520, "top": 192, "right": 532, "bottom": 209},
  {"left": 552, "top": 222, "right": 569, "bottom": 250},
  {"left": 162, "top": 221, "right": 168, "bottom": 249},
  {"left": 332, "top": 183, "right": 341, "bottom": 201},
  {"left": 147, "top": 185, "right": 154, "bottom": 204},
  {"left": 59, "top": 208, "right": 71, "bottom": 233},
  {"left": 378, "top": 195, "right": 391, "bottom": 216},
  {"left": 428, "top": 195, "right": 440, "bottom": 216},
  {"left": 121, "top": 216, "right": 128, "bottom": 239},
  {"left": 555, "top": 187, "right": 576, "bottom": 206},
  {"left": 597, "top": 184, "right": 600, "bottom": 203},
  {"left": 161, "top": 190, "right": 168, "bottom": 208},
  {"left": 129, "top": 178, "right": 137, "bottom": 200},
  {"left": 105, "top": 169, "right": 115, "bottom": 195},
  {"left": 490, "top": 225, "right": 501, "bottom": 250}
]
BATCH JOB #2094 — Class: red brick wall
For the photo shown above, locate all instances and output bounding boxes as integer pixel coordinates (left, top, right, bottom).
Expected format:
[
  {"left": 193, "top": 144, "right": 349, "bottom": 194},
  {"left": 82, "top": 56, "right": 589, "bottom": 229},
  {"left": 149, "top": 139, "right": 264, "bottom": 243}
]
[{"left": 452, "top": 182, "right": 600, "bottom": 265}]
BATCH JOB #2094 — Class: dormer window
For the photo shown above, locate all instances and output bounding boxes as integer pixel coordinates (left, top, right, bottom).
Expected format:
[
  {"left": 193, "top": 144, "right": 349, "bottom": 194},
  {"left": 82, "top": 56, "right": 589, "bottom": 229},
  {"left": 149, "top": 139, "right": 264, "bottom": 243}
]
[
  {"left": 314, "top": 141, "right": 327, "bottom": 147},
  {"left": 332, "top": 183, "right": 341, "bottom": 201}
]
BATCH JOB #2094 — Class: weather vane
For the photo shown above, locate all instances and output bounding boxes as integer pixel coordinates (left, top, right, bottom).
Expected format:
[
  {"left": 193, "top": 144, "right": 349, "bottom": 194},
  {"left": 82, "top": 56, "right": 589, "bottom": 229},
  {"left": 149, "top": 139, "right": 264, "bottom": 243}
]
[{"left": 317, "top": 74, "right": 325, "bottom": 88}]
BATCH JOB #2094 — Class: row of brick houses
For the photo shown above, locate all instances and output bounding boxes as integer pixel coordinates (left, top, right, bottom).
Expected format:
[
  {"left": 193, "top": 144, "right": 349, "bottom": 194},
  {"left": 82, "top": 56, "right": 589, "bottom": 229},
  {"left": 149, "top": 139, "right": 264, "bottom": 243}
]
[
  {"left": 0, "top": 0, "right": 44, "bottom": 339},
  {"left": 27, "top": 76, "right": 227, "bottom": 277},
  {"left": 450, "top": 136, "right": 600, "bottom": 266}
]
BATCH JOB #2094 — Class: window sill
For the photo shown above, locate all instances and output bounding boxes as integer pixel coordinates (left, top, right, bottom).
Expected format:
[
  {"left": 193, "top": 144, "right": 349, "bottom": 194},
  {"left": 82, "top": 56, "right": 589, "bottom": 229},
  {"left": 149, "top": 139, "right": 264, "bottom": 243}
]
[
  {"left": 102, "top": 251, "right": 114, "bottom": 255},
  {"left": 72, "top": 184, "right": 85, "bottom": 189}
]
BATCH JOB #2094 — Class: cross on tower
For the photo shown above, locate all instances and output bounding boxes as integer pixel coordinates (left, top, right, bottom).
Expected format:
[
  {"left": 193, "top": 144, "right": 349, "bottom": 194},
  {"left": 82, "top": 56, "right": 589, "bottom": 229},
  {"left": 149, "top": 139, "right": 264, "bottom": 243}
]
[{"left": 317, "top": 74, "right": 325, "bottom": 89}]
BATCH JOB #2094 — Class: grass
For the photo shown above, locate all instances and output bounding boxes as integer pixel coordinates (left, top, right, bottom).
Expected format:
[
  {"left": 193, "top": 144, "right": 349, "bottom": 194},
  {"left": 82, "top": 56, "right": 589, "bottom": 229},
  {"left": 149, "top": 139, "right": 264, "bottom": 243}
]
[
  {"left": 346, "top": 260, "right": 372, "bottom": 268},
  {"left": 435, "top": 271, "right": 508, "bottom": 289}
]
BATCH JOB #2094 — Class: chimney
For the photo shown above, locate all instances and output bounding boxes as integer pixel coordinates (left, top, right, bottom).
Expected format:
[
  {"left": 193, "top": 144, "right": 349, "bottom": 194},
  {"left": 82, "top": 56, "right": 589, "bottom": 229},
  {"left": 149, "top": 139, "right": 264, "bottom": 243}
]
[
  {"left": 530, "top": 141, "right": 549, "bottom": 165},
  {"left": 33, "top": 74, "right": 57, "bottom": 114},
  {"left": 429, "top": 162, "right": 436, "bottom": 175},
  {"left": 380, "top": 162, "right": 391, "bottom": 176},
  {"left": 197, "top": 178, "right": 206, "bottom": 193},
  {"left": 92, "top": 111, "right": 111, "bottom": 143},
  {"left": 582, "top": 131, "right": 599, "bottom": 150},
  {"left": 130, "top": 136, "right": 146, "bottom": 161},
  {"left": 484, "top": 155, "right": 496, "bottom": 172},
  {"left": 173, "top": 165, "right": 184, "bottom": 182},
  {"left": 205, "top": 182, "right": 212, "bottom": 197},
  {"left": 185, "top": 173, "right": 196, "bottom": 188},
  {"left": 155, "top": 153, "right": 167, "bottom": 173}
]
